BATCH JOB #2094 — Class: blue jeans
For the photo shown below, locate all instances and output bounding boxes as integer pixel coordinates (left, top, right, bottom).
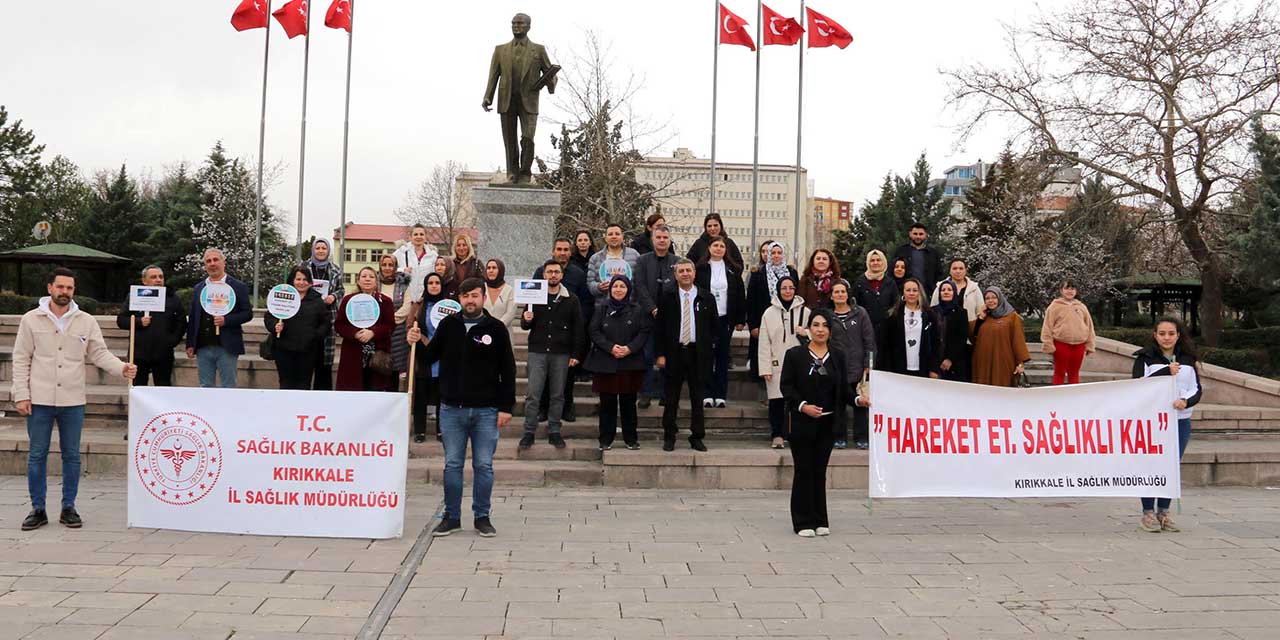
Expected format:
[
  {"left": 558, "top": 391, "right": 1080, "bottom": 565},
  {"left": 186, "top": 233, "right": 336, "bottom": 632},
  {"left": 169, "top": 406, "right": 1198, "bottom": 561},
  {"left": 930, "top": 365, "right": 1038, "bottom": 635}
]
[
  {"left": 641, "top": 334, "right": 665, "bottom": 400},
  {"left": 196, "top": 346, "right": 238, "bottom": 388},
  {"left": 1142, "top": 418, "right": 1192, "bottom": 512},
  {"left": 27, "top": 405, "right": 85, "bottom": 511},
  {"left": 439, "top": 405, "right": 499, "bottom": 520}
]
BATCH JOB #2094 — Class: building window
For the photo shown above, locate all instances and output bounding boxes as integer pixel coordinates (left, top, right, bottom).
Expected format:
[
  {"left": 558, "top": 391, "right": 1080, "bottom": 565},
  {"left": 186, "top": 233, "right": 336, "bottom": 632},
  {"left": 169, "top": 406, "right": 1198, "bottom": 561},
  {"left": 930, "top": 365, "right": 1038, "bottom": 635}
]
[
  {"left": 343, "top": 249, "right": 352, "bottom": 262},
  {"left": 344, "top": 273, "right": 353, "bottom": 284},
  {"left": 355, "top": 249, "right": 368, "bottom": 263}
]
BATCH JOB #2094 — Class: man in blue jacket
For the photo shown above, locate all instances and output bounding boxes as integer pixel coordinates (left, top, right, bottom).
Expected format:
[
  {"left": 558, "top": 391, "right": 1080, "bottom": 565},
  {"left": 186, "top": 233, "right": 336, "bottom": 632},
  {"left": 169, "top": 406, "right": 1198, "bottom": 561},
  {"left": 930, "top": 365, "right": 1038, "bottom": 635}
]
[{"left": 185, "top": 248, "right": 253, "bottom": 388}]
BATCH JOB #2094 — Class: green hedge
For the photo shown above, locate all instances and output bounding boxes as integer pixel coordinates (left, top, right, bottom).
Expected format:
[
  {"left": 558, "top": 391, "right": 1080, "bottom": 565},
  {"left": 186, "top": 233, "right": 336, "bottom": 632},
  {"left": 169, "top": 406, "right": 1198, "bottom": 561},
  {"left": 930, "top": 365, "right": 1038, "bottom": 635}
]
[
  {"left": 0, "top": 293, "right": 100, "bottom": 315},
  {"left": 1201, "top": 347, "right": 1271, "bottom": 376}
]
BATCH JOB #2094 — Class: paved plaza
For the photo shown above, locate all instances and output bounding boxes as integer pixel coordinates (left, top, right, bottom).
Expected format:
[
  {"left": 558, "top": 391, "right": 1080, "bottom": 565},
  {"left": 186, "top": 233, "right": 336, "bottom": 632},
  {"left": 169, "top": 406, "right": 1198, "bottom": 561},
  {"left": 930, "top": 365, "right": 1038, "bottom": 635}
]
[{"left": 1, "top": 477, "right": 1279, "bottom": 639}]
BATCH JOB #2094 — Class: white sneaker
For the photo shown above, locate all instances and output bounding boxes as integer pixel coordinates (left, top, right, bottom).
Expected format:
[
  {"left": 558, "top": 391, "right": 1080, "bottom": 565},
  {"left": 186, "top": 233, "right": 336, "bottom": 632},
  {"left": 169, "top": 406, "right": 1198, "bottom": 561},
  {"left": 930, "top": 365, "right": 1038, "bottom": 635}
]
[
  {"left": 797, "top": 529, "right": 816, "bottom": 538},
  {"left": 715, "top": 398, "right": 727, "bottom": 408},
  {"left": 702, "top": 398, "right": 714, "bottom": 408},
  {"left": 815, "top": 527, "right": 830, "bottom": 536}
]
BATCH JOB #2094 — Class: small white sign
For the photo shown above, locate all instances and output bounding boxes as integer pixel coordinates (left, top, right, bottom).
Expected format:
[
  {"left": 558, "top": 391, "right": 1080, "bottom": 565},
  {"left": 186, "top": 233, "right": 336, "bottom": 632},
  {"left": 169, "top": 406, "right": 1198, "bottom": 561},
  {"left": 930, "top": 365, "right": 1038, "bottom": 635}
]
[
  {"left": 428, "top": 299, "right": 463, "bottom": 329},
  {"left": 345, "top": 293, "right": 381, "bottom": 329},
  {"left": 266, "top": 284, "right": 302, "bottom": 320},
  {"left": 129, "top": 286, "right": 166, "bottom": 313},
  {"left": 313, "top": 280, "right": 330, "bottom": 298},
  {"left": 200, "top": 282, "right": 235, "bottom": 317},
  {"left": 514, "top": 279, "right": 548, "bottom": 306}
]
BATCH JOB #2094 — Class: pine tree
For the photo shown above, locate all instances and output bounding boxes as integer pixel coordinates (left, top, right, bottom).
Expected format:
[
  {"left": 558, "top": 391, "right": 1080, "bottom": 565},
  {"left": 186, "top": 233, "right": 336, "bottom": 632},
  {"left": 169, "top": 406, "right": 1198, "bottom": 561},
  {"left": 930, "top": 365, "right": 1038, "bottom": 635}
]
[
  {"left": 140, "top": 163, "right": 203, "bottom": 288},
  {"left": 84, "top": 165, "right": 150, "bottom": 268},
  {"left": 0, "top": 105, "right": 47, "bottom": 251},
  {"left": 830, "top": 153, "right": 954, "bottom": 271},
  {"left": 1233, "top": 120, "right": 1280, "bottom": 300}
]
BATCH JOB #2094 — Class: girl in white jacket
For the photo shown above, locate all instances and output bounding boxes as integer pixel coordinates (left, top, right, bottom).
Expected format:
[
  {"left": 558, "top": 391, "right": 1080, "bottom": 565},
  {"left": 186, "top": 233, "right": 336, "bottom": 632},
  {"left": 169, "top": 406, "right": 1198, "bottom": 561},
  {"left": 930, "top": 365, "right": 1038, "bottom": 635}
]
[{"left": 757, "top": 276, "right": 811, "bottom": 449}]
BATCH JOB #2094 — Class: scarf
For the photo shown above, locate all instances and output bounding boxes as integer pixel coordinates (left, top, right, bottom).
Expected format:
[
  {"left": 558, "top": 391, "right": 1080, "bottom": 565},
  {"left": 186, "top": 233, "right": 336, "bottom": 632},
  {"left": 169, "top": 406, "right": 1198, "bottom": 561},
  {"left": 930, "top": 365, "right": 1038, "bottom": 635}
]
[
  {"left": 309, "top": 239, "right": 333, "bottom": 276},
  {"left": 813, "top": 270, "right": 835, "bottom": 296},
  {"left": 485, "top": 259, "right": 506, "bottom": 288},
  {"left": 421, "top": 274, "right": 446, "bottom": 304},
  {"left": 775, "top": 276, "right": 796, "bottom": 310},
  {"left": 764, "top": 242, "right": 790, "bottom": 303},
  {"left": 935, "top": 281, "right": 961, "bottom": 318},
  {"left": 984, "top": 285, "right": 1015, "bottom": 319},
  {"left": 379, "top": 268, "right": 400, "bottom": 286},
  {"left": 864, "top": 249, "right": 887, "bottom": 281},
  {"left": 606, "top": 275, "right": 633, "bottom": 313},
  {"left": 436, "top": 258, "right": 457, "bottom": 285}
]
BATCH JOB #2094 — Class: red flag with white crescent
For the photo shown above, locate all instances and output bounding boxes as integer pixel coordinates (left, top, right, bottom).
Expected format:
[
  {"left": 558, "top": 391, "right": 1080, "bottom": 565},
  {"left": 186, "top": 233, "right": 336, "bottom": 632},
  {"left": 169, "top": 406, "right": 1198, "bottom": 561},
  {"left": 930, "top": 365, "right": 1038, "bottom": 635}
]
[
  {"left": 324, "top": 0, "right": 352, "bottom": 32},
  {"left": 230, "top": 0, "right": 269, "bottom": 32},
  {"left": 272, "top": 0, "right": 309, "bottom": 39},
  {"left": 806, "top": 6, "right": 853, "bottom": 49},
  {"left": 761, "top": 4, "right": 803, "bottom": 46},
  {"left": 719, "top": 3, "right": 756, "bottom": 51}
]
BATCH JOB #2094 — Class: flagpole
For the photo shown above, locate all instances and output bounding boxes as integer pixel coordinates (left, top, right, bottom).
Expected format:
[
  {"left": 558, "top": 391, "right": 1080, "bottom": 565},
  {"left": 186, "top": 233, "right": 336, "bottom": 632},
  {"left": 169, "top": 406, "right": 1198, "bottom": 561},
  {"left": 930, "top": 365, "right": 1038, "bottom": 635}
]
[
  {"left": 338, "top": 0, "right": 356, "bottom": 282},
  {"left": 294, "top": 3, "right": 312, "bottom": 262},
  {"left": 710, "top": 1, "right": 719, "bottom": 223},
  {"left": 793, "top": 0, "right": 806, "bottom": 264},
  {"left": 749, "top": 0, "right": 762, "bottom": 255},
  {"left": 252, "top": 1, "right": 274, "bottom": 305}
]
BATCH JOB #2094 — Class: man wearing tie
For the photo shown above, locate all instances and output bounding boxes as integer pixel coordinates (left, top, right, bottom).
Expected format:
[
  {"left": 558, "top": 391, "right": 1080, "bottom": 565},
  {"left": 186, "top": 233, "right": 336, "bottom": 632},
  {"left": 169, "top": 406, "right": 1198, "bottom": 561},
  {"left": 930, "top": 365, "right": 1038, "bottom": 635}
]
[
  {"left": 654, "top": 259, "right": 717, "bottom": 452},
  {"left": 482, "top": 13, "right": 560, "bottom": 184}
]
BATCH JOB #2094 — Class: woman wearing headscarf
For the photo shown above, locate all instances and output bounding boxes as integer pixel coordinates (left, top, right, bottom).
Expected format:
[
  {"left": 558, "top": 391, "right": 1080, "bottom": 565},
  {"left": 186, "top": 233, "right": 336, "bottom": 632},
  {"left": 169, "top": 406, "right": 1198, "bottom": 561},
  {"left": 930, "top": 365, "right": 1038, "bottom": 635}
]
[
  {"left": 827, "top": 279, "right": 875, "bottom": 450},
  {"left": 434, "top": 256, "right": 459, "bottom": 300},
  {"left": 747, "top": 242, "right": 798, "bottom": 379},
  {"left": 305, "top": 238, "right": 344, "bottom": 390},
  {"left": 482, "top": 259, "right": 517, "bottom": 328},
  {"left": 335, "top": 267, "right": 396, "bottom": 392},
  {"left": 685, "top": 213, "right": 745, "bottom": 267},
  {"left": 695, "top": 236, "right": 747, "bottom": 408},
  {"left": 876, "top": 277, "right": 942, "bottom": 378},
  {"left": 451, "top": 234, "right": 481, "bottom": 284},
  {"left": 970, "top": 286, "right": 1031, "bottom": 387},
  {"left": 757, "top": 276, "right": 811, "bottom": 449},
  {"left": 890, "top": 257, "right": 909, "bottom": 291},
  {"left": 571, "top": 230, "right": 596, "bottom": 274},
  {"left": 780, "top": 308, "right": 850, "bottom": 538},
  {"left": 798, "top": 249, "right": 841, "bottom": 310},
  {"left": 585, "top": 276, "right": 650, "bottom": 450},
  {"left": 409, "top": 273, "right": 448, "bottom": 443},
  {"left": 852, "top": 249, "right": 899, "bottom": 337},
  {"left": 935, "top": 280, "right": 971, "bottom": 383},
  {"left": 378, "top": 254, "right": 413, "bottom": 380},
  {"left": 264, "top": 266, "right": 330, "bottom": 390}
]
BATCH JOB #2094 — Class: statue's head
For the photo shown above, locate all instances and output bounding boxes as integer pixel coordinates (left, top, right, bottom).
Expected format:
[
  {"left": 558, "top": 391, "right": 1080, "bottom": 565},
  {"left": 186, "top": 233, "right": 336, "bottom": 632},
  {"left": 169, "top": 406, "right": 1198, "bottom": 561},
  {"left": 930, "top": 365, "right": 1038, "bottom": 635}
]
[{"left": 511, "top": 13, "right": 531, "bottom": 37}]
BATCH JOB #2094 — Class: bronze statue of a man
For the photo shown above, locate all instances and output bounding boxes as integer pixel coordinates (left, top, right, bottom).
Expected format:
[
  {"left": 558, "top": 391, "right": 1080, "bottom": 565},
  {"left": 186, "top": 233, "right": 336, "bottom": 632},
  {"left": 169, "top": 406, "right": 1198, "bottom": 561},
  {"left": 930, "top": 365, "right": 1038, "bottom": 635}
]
[{"left": 482, "top": 13, "right": 560, "bottom": 184}]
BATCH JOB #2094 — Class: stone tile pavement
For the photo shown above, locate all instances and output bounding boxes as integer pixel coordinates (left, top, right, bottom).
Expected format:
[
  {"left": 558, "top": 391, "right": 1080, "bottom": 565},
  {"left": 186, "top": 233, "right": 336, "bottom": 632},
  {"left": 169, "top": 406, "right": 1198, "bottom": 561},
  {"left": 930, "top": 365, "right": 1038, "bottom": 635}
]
[{"left": 2, "top": 476, "right": 1280, "bottom": 638}]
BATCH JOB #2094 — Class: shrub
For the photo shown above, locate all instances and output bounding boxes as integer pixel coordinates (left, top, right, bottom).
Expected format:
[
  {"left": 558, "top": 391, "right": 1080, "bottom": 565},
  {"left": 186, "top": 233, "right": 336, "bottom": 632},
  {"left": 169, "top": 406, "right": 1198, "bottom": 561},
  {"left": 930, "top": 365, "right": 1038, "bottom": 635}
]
[{"left": 1200, "top": 347, "right": 1271, "bottom": 377}]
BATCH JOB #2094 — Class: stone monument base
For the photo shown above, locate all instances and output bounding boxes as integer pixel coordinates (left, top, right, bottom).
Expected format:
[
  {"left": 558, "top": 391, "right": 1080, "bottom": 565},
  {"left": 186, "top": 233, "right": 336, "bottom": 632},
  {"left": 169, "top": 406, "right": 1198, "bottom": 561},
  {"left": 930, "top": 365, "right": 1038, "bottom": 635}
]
[{"left": 473, "top": 186, "right": 560, "bottom": 281}]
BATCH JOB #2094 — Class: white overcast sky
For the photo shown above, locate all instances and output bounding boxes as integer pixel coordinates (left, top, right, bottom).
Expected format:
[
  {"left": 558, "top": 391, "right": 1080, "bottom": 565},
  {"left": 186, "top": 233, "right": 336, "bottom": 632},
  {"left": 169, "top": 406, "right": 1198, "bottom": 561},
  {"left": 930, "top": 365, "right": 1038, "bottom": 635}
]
[{"left": 2, "top": 0, "right": 1027, "bottom": 242}]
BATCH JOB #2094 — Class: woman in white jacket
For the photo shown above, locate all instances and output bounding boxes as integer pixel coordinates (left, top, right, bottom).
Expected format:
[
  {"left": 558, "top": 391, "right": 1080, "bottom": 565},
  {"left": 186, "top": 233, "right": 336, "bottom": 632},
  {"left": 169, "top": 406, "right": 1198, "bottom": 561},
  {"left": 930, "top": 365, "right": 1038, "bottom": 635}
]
[
  {"left": 482, "top": 258, "right": 518, "bottom": 328},
  {"left": 394, "top": 224, "right": 439, "bottom": 299},
  {"left": 757, "top": 276, "right": 811, "bottom": 449},
  {"left": 929, "top": 258, "right": 983, "bottom": 322}
]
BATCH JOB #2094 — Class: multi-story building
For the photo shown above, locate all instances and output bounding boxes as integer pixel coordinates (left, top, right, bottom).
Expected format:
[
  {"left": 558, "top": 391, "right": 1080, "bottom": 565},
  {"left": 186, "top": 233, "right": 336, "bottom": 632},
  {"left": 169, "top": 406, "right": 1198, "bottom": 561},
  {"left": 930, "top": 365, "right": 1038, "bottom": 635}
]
[
  {"left": 332, "top": 223, "right": 475, "bottom": 285},
  {"left": 811, "top": 197, "right": 853, "bottom": 253},
  {"left": 635, "top": 148, "right": 813, "bottom": 262},
  {"left": 931, "top": 157, "right": 1083, "bottom": 217}
]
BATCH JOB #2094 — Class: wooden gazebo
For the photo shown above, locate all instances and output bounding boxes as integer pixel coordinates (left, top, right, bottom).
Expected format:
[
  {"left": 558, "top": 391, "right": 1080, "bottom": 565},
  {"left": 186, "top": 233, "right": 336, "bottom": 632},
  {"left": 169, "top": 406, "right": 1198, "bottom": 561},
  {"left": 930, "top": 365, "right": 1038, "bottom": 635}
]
[
  {"left": 0, "top": 243, "right": 130, "bottom": 300},
  {"left": 1112, "top": 273, "right": 1202, "bottom": 336}
]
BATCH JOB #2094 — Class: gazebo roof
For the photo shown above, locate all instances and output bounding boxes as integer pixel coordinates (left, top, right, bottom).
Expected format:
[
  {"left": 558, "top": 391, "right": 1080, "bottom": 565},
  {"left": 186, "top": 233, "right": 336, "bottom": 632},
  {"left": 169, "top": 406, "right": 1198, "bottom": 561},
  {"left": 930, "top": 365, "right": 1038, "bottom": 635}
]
[{"left": 0, "top": 243, "right": 130, "bottom": 264}]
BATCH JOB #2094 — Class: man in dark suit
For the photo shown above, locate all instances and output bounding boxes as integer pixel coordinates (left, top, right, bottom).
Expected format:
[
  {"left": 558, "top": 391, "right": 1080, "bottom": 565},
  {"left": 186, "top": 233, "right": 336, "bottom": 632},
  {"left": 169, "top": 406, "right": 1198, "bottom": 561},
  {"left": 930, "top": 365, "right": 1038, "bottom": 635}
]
[
  {"left": 482, "top": 13, "right": 560, "bottom": 184},
  {"left": 116, "top": 265, "right": 186, "bottom": 387},
  {"left": 184, "top": 248, "right": 253, "bottom": 388},
  {"left": 654, "top": 259, "right": 718, "bottom": 452}
]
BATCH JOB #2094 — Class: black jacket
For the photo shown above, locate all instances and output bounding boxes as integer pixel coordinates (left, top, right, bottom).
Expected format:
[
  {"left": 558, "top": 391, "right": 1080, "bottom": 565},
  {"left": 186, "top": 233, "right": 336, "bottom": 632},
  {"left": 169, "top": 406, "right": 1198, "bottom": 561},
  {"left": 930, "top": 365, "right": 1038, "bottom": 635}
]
[
  {"left": 747, "top": 266, "right": 799, "bottom": 329},
  {"left": 633, "top": 251, "right": 679, "bottom": 316},
  {"left": 937, "top": 305, "right": 971, "bottom": 382},
  {"left": 117, "top": 287, "right": 186, "bottom": 363},
  {"left": 1131, "top": 346, "right": 1203, "bottom": 408},
  {"left": 695, "top": 261, "right": 747, "bottom": 326},
  {"left": 653, "top": 285, "right": 718, "bottom": 376},
  {"left": 852, "top": 275, "right": 899, "bottom": 333},
  {"left": 630, "top": 232, "right": 654, "bottom": 255},
  {"left": 686, "top": 233, "right": 745, "bottom": 269},
  {"left": 780, "top": 345, "right": 849, "bottom": 431},
  {"left": 585, "top": 302, "right": 650, "bottom": 374},
  {"left": 534, "top": 261, "right": 594, "bottom": 324},
  {"left": 418, "top": 311, "right": 517, "bottom": 413},
  {"left": 263, "top": 289, "right": 331, "bottom": 354},
  {"left": 876, "top": 307, "right": 942, "bottom": 376},
  {"left": 829, "top": 305, "right": 876, "bottom": 382},
  {"left": 892, "top": 243, "right": 944, "bottom": 294},
  {"left": 520, "top": 287, "right": 587, "bottom": 358}
]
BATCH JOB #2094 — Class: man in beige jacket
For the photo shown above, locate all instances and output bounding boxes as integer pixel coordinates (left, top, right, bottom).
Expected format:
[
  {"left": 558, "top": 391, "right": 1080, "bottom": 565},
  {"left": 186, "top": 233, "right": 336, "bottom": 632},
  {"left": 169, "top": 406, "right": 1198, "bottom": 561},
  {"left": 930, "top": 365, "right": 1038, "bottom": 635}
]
[{"left": 12, "top": 268, "right": 136, "bottom": 531}]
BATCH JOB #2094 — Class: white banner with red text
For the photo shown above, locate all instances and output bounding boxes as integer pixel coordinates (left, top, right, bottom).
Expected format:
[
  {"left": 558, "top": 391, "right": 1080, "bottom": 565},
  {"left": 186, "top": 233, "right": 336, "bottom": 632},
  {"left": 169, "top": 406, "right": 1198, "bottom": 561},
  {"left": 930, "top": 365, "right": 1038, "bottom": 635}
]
[
  {"left": 869, "top": 373, "right": 1180, "bottom": 498},
  {"left": 127, "top": 387, "right": 408, "bottom": 538}
]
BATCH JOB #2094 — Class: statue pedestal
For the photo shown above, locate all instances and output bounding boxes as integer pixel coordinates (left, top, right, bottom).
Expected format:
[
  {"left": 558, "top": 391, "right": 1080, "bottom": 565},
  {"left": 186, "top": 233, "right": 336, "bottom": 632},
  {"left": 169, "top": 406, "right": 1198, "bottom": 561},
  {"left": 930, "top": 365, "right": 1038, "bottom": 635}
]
[{"left": 473, "top": 186, "right": 560, "bottom": 281}]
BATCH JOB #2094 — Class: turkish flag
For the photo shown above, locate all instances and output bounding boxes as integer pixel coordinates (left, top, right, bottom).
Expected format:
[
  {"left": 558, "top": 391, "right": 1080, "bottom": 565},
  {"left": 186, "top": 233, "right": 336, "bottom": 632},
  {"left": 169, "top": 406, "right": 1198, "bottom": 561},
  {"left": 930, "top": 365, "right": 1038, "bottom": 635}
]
[
  {"left": 761, "top": 5, "right": 803, "bottom": 46},
  {"left": 272, "top": 0, "right": 309, "bottom": 39},
  {"left": 806, "top": 7, "right": 852, "bottom": 49},
  {"left": 230, "top": 0, "right": 269, "bottom": 32},
  {"left": 719, "top": 3, "right": 756, "bottom": 51},
  {"left": 324, "top": 0, "right": 351, "bottom": 32}
]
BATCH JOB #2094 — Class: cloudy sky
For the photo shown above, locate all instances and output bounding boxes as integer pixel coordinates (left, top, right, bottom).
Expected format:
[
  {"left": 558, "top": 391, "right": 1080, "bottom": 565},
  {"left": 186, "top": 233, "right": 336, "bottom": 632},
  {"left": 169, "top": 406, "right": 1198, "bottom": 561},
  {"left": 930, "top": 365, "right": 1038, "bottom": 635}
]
[{"left": 3, "top": 0, "right": 1027, "bottom": 242}]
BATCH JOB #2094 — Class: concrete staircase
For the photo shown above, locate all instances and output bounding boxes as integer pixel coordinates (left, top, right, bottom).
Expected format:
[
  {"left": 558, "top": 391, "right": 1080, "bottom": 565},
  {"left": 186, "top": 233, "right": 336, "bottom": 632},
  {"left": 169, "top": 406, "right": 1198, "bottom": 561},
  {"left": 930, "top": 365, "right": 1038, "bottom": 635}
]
[{"left": 2, "top": 314, "right": 1278, "bottom": 488}]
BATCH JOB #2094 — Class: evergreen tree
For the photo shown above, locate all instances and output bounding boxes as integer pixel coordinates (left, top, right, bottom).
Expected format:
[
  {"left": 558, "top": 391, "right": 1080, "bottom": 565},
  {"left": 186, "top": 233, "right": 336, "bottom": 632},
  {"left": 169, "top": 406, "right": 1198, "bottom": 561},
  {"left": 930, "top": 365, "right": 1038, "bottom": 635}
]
[
  {"left": 830, "top": 153, "right": 953, "bottom": 272},
  {"left": 35, "top": 156, "right": 93, "bottom": 244},
  {"left": 84, "top": 165, "right": 150, "bottom": 268},
  {"left": 1231, "top": 119, "right": 1280, "bottom": 318},
  {"left": 1060, "top": 174, "right": 1138, "bottom": 280},
  {"left": 833, "top": 174, "right": 893, "bottom": 271},
  {"left": 0, "top": 105, "right": 47, "bottom": 251},
  {"left": 141, "top": 163, "right": 203, "bottom": 288}
]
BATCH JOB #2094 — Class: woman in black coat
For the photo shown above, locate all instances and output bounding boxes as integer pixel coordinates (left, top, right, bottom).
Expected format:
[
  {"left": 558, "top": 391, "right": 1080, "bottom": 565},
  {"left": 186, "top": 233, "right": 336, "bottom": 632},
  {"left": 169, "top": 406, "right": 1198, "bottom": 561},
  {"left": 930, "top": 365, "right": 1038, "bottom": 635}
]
[
  {"left": 852, "top": 250, "right": 899, "bottom": 336},
  {"left": 934, "top": 280, "right": 971, "bottom": 382},
  {"left": 264, "top": 266, "right": 332, "bottom": 390},
  {"left": 586, "top": 276, "right": 650, "bottom": 450},
  {"left": 876, "top": 278, "right": 941, "bottom": 378},
  {"left": 685, "top": 212, "right": 745, "bottom": 268},
  {"left": 695, "top": 237, "right": 747, "bottom": 407},
  {"left": 780, "top": 308, "right": 849, "bottom": 537}
]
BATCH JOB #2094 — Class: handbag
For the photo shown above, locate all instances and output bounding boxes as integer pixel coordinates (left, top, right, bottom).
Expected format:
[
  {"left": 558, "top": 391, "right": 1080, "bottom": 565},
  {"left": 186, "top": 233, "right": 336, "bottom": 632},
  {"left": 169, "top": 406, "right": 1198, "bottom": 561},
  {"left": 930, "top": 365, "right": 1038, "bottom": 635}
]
[
  {"left": 1011, "top": 370, "right": 1031, "bottom": 388},
  {"left": 259, "top": 334, "right": 275, "bottom": 361},
  {"left": 369, "top": 350, "right": 394, "bottom": 376},
  {"left": 856, "top": 368, "right": 870, "bottom": 401}
]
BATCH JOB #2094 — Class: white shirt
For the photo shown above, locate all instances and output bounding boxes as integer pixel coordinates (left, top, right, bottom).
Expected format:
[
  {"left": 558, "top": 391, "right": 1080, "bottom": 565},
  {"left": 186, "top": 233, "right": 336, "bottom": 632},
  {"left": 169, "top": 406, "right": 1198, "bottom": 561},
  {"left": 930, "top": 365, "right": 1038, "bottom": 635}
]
[
  {"left": 904, "top": 308, "right": 923, "bottom": 372},
  {"left": 709, "top": 260, "right": 729, "bottom": 317},
  {"left": 679, "top": 285, "right": 699, "bottom": 343},
  {"left": 37, "top": 297, "right": 78, "bottom": 334}
]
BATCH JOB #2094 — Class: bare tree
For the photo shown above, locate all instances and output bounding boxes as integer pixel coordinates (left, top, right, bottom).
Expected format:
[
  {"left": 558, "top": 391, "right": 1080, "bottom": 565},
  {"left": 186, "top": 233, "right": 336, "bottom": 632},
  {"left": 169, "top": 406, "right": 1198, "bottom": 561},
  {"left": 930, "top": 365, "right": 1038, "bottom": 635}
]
[
  {"left": 944, "top": 0, "right": 1280, "bottom": 345},
  {"left": 394, "top": 160, "right": 469, "bottom": 245}
]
